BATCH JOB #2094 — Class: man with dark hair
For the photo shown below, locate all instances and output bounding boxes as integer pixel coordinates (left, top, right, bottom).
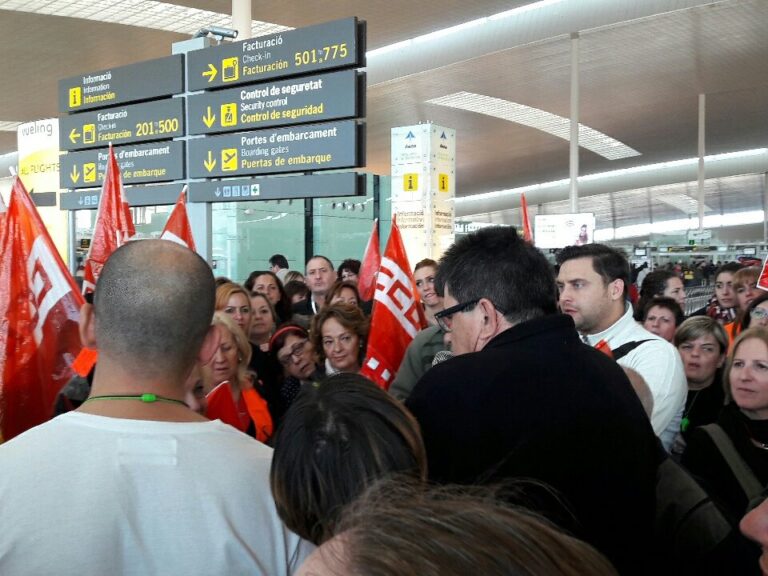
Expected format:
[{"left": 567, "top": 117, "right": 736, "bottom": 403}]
[
  {"left": 269, "top": 253, "right": 290, "bottom": 282},
  {"left": 555, "top": 243, "right": 686, "bottom": 450},
  {"left": 293, "top": 255, "right": 335, "bottom": 316},
  {"left": 0, "top": 240, "right": 312, "bottom": 575},
  {"left": 406, "top": 227, "right": 660, "bottom": 576}
]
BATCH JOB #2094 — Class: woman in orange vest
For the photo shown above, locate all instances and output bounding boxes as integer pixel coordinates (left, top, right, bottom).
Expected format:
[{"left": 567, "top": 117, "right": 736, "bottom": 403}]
[{"left": 205, "top": 312, "right": 273, "bottom": 443}]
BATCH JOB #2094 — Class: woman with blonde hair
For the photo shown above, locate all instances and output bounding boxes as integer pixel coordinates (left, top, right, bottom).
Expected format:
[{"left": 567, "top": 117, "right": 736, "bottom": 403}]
[
  {"left": 682, "top": 327, "right": 768, "bottom": 523},
  {"left": 205, "top": 312, "right": 273, "bottom": 443}
]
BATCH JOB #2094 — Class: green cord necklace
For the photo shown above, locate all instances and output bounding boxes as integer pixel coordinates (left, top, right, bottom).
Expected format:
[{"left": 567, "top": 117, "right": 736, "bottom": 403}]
[{"left": 83, "top": 393, "right": 187, "bottom": 407}]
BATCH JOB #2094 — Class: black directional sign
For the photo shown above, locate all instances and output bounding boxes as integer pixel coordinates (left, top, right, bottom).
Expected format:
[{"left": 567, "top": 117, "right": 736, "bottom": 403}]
[
  {"left": 60, "top": 183, "right": 182, "bottom": 209},
  {"left": 188, "top": 120, "right": 361, "bottom": 178},
  {"left": 188, "top": 172, "right": 363, "bottom": 202},
  {"left": 59, "top": 55, "right": 184, "bottom": 113},
  {"left": 188, "top": 70, "right": 362, "bottom": 135},
  {"left": 59, "top": 141, "right": 185, "bottom": 189},
  {"left": 187, "top": 18, "right": 364, "bottom": 91},
  {"left": 59, "top": 98, "right": 184, "bottom": 151}
]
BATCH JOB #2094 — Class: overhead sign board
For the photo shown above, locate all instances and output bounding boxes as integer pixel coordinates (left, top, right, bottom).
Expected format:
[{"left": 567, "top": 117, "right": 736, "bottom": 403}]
[
  {"left": 188, "top": 172, "right": 363, "bottom": 202},
  {"left": 187, "top": 69, "right": 362, "bottom": 135},
  {"left": 60, "top": 183, "right": 181, "bottom": 210},
  {"left": 188, "top": 120, "right": 361, "bottom": 178},
  {"left": 59, "top": 54, "right": 184, "bottom": 113},
  {"left": 59, "top": 98, "right": 184, "bottom": 151},
  {"left": 687, "top": 229, "right": 712, "bottom": 242},
  {"left": 187, "top": 18, "right": 364, "bottom": 91},
  {"left": 59, "top": 141, "right": 185, "bottom": 189}
]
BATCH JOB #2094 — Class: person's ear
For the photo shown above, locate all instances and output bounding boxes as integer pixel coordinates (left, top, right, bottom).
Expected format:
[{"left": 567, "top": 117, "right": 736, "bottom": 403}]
[
  {"left": 78, "top": 302, "right": 97, "bottom": 348},
  {"left": 609, "top": 279, "right": 625, "bottom": 301},
  {"left": 717, "top": 353, "right": 726, "bottom": 369},
  {"left": 198, "top": 325, "right": 221, "bottom": 366},
  {"left": 477, "top": 298, "right": 500, "bottom": 338}
]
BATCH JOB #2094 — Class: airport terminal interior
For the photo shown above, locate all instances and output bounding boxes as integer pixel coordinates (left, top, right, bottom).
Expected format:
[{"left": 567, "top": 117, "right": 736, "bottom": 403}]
[
  {"left": 5, "top": 4, "right": 768, "bottom": 573},
  {"left": 0, "top": 0, "right": 766, "bottom": 279}
]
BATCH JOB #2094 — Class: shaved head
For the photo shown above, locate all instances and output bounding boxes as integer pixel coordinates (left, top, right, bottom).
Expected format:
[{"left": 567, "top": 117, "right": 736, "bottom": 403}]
[{"left": 93, "top": 240, "right": 215, "bottom": 378}]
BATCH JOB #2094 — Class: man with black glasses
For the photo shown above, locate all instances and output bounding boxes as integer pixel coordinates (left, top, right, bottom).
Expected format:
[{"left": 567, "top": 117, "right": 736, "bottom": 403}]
[{"left": 406, "top": 226, "right": 660, "bottom": 576}]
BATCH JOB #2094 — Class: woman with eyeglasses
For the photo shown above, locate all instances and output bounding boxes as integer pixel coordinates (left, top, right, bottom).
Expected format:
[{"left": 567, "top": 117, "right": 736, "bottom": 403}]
[
  {"left": 737, "top": 292, "right": 768, "bottom": 332},
  {"left": 269, "top": 324, "right": 325, "bottom": 425},
  {"left": 413, "top": 259, "right": 443, "bottom": 327}
]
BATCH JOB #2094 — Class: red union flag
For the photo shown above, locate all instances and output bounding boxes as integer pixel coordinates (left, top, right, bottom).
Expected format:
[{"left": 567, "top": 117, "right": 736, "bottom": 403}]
[
  {"left": 82, "top": 144, "right": 135, "bottom": 294},
  {"left": 357, "top": 218, "right": 380, "bottom": 301},
  {"left": 0, "top": 177, "right": 85, "bottom": 442},
  {"left": 759, "top": 257, "right": 768, "bottom": 292},
  {"left": 520, "top": 192, "right": 533, "bottom": 243},
  {"left": 361, "top": 216, "right": 427, "bottom": 389},
  {"left": 0, "top": 192, "right": 6, "bottom": 242},
  {"left": 161, "top": 187, "right": 196, "bottom": 251}
]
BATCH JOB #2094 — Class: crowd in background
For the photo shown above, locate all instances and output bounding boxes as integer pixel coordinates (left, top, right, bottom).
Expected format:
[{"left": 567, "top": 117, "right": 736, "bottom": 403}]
[{"left": 5, "top": 232, "right": 768, "bottom": 575}]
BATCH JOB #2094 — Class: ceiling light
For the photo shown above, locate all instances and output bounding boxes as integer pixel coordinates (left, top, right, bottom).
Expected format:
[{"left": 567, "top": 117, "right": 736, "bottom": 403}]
[
  {"left": 427, "top": 91, "right": 640, "bottom": 161},
  {"left": 594, "top": 210, "right": 766, "bottom": 241},
  {"left": 0, "top": 121, "right": 22, "bottom": 132},
  {"left": 0, "top": 0, "right": 290, "bottom": 37},
  {"left": 488, "top": 0, "right": 567, "bottom": 21},
  {"left": 368, "top": 0, "right": 566, "bottom": 58},
  {"left": 457, "top": 148, "right": 768, "bottom": 204}
]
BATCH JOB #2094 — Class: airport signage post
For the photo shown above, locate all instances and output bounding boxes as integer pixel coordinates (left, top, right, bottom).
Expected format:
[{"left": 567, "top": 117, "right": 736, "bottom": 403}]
[
  {"left": 187, "top": 69, "right": 362, "bottom": 135},
  {"left": 58, "top": 17, "right": 366, "bottom": 206},
  {"left": 58, "top": 55, "right": 184, "bottom": 113},
  {"left": 59, "top": 98, "right": 184, "bottom": 151},
  {"left": 186, "top": 18, "right": 364, "bottom": 91},
  {"left": 59, "top": 142, "right": 185, "bottom": 189},
  {"left": 188, "top": 120, "right": 362, "bottom": 178}
]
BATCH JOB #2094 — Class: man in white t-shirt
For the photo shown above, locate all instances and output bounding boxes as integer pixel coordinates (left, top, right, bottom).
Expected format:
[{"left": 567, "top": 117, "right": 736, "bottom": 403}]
[
  {"left": 556, "top": 244, "right": 687, "bottom": 451},
  {"left": 0, "top": 240, "right": 312, "bottom": 576}
]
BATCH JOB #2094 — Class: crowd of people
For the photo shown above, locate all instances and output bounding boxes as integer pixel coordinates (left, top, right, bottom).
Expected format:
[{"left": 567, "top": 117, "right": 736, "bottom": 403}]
[{"left": 2, "top": 230, "right": 768, "bottom": 575}]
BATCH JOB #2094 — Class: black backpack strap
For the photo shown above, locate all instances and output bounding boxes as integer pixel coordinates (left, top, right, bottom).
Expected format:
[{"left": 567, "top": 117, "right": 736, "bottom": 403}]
[
  {"left": 700, "top": 423, "right": 763, "bottom": 503},
  {"left": 612, "top": 339, "right": 654, "bottom": 361}
]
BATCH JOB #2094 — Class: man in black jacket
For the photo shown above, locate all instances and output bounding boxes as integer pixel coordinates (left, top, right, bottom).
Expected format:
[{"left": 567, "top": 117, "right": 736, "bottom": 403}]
[{"left": 406, "top": 227, "right": 660, "bottom": 575}]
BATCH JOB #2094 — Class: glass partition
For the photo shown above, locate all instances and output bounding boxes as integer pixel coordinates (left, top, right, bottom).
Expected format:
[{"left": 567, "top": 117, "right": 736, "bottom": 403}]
[
  {"left": 313, "top": 174, "right": 378, "bottom": 267},
  {"left": 73, "top": 205, "right": 174, "bottom": 268},
  {"left": 211, "top": 198, "right": 305, "bottom": 283}
]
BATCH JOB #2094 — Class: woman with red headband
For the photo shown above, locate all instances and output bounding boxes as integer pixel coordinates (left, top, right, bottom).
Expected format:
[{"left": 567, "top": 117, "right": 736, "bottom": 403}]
[{"left": 269, "top": 324, "right": 325, "bottom": 424}]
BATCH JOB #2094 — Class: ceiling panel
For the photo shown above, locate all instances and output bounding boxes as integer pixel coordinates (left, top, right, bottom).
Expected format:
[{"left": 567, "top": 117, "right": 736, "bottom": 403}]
[{"left": 0, "top": 0, "right": 765, "bottom": 236}]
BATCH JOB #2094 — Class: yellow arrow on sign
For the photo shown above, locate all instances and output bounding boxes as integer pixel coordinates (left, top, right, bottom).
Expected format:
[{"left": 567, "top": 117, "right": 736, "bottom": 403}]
[
  {"left": 202, "top": 106, "right": 216, "bottom": 128},
  {"left": 204, "top": 151, "right": 217, "bottom": 172},
  {"left": 70, "top": 165, "right": 80, "bottom": 183},
  {"left": 202, "top": 63, "right": 218, "bottom": 83},
  {"left": 69, "top": 128, "right": 81, "bottom": 144}
]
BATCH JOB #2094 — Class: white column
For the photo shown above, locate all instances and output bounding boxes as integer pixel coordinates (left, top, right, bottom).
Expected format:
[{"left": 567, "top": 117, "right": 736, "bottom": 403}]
[
  {"left": 232, "top": 0, "right": 251, "bottom": 40},
  {"left": 697, "top": 94, "right": 705, "bottom": 231},
  {"left": 569, "top": 32, "right": 580, "bottom": 213}
]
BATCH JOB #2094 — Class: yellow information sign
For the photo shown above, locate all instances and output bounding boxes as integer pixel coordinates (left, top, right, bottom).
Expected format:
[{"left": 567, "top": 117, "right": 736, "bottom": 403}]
[
  {"left": 221, "top": 103, "right": 237, "bottom": 127},
  {"left": 439, "top": 173, "right": 449, "bottom": 192},
  {"left": 83, "top": 163, "right": 97, "bottom": 183},
  {"left": 69, "top": 87, "right": 82, "bottom": 108},
  {"left": 83, "top": 124, "right": 96, "bottom": 144},
  {"left": 221, "top": 148, "right": 238, "bottom": 171},
  {"left": 222, "top": 57, "right": 239, "bottom": 82},
  {"left": 403, "top": 172, "right": 419, "bottom": 191}
]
